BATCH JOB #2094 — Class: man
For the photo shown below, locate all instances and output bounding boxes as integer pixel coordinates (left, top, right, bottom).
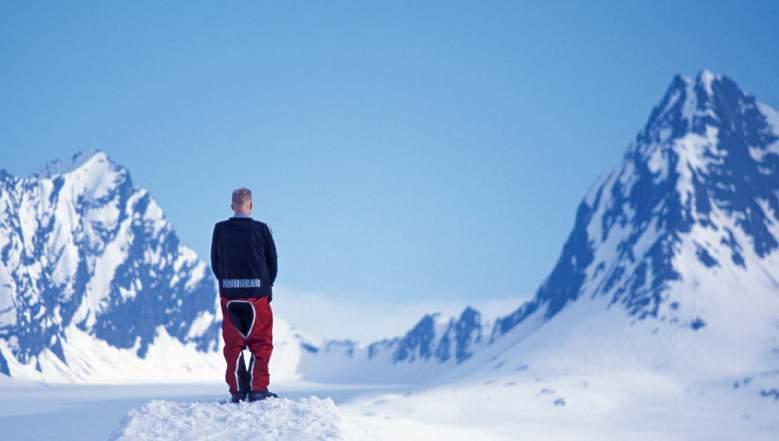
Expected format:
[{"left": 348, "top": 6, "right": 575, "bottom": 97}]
[{"left": 210, "top": 187, "right": 278, "bottom": 403}]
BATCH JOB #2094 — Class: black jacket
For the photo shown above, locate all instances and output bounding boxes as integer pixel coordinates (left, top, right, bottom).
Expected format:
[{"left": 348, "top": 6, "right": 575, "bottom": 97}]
[{"left": 210, "top": 217, "right": 278, "bottom": 299}]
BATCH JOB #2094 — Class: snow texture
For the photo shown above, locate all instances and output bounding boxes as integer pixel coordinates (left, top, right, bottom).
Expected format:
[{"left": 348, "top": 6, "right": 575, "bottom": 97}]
[{"left": 111, "top": 397, "right": 348, "bottom": 441}]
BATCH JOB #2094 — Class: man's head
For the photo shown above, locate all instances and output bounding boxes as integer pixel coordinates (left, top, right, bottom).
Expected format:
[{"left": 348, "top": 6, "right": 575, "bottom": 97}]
[{"left": 231, "top": 187, "right": 253, "bottom": 215}]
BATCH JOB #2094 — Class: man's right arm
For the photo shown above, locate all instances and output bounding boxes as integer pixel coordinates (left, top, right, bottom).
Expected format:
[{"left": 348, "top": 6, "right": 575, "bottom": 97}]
[{"left": 210, "top": 224, "right": 221, "bottom": 280}]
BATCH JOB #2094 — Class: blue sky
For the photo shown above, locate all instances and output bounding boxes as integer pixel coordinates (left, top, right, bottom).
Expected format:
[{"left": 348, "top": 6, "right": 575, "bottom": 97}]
[{"left": 2, "top": 1, "right": 778, "bottom": 339}]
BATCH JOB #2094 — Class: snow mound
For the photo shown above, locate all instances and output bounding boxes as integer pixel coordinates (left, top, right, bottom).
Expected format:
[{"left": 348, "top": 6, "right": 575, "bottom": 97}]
[{"left": 111, "top": 397, "right": 347, "bottom": 441}]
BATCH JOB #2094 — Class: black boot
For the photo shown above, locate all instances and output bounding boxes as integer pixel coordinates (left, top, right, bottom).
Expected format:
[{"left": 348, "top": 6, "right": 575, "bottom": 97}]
[{"left": 248, "top": 389, "right": 279, "bottom": 402}]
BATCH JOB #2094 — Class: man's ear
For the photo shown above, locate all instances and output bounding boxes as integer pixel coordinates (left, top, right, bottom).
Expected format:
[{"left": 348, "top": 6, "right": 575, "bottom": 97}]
[{"left": 249, "top": 201, "right": 253, "bottom": 210}]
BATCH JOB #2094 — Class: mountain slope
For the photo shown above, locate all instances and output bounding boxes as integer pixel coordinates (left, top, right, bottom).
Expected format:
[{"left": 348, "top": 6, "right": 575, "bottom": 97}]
[
  {"left": 431, "top": 70, "right": 779, "bottom": 394},
  {"left": 492, "top": 70, "right": 779, "bottom": 340}
]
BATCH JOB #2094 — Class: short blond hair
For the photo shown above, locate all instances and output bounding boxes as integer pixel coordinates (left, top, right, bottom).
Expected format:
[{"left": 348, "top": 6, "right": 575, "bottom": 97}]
[{"left": 232, "top": 187, "right": 252, "bottom": 209}]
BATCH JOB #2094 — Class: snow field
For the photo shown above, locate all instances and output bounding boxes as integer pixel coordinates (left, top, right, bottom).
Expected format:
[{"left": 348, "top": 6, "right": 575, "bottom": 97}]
[{"left": 343, "top": 371, "right": 779, "bottom": 441}]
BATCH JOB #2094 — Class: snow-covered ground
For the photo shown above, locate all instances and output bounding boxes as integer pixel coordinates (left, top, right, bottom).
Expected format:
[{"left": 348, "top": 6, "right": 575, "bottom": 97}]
[
  {"left": 3, "top": 366, "right": 777, "bottom": 441},
  {"left": 0, "top": 381, "right": 409, "bottom": 441},
  {"left": 345, "top": 372, "right": 779, "bottom": 441}
]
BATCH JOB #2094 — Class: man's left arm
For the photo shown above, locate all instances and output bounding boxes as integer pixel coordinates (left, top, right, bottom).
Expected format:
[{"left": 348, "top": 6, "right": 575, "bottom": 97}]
[{"left": 264, "top": 224, "right": 278, "bottom": 286}]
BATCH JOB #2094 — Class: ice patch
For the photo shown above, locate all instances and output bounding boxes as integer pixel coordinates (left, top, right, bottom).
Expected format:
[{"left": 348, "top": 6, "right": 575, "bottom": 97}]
[
  {"left": 111, "top": 397, "right": 348, "bottom": 441},
  {"left": 647, "top": 147, "right": 669, "bottom": 182},
  {"left": 681, "top": 77, "right": 697, "bottom": 124},
  {"left": 757, "top": 101, "right": 779, "bottom": 136},
  {"left": 674, "top": 126, "right": 720, "bottom": 206},
  {"left": 698, "top": 69, "right": 718, "bottom": 96},
  {"left": 186, "top": 311, "right": 215, "bottom": 339}
]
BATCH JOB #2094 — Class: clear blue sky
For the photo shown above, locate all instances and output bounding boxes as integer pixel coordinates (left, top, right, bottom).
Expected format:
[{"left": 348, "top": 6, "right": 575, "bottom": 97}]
[{"left": 2, "top": 1, "right": 778, "bottom": 338}]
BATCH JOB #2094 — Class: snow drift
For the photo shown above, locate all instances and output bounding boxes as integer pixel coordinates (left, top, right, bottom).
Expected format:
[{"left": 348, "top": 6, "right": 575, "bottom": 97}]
[{"left": 111, "top": 397, "right": 352, "bottom": 441}]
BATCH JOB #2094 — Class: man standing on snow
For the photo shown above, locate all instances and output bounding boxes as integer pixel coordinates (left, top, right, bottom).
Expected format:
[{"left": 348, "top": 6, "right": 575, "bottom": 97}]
[{"left": 210, "top": 187, "right": 278, "bottom": 403}]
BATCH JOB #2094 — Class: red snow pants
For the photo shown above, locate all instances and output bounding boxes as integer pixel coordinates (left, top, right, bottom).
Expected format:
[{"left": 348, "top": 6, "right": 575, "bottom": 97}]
[{"left": 220, "top": 296, "right": 273, "bottom": 393}]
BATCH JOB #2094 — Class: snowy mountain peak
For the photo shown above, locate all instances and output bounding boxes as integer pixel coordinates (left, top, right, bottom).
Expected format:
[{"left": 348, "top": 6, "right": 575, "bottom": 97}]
[
  {"left": 0, "top": 151, "right": 220, "bottom": 379},
  {"left": 38, "top": 149, "right": 114, "bottom": 178},
  {"left": 639, "top": 69, "right": 753, "bottom": 149},
  {"left": 380, "top": 306, "right": 485, "bottom": 365},
  {"left": 494, "top": 70, "right": 779, "bottom": 341}
]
